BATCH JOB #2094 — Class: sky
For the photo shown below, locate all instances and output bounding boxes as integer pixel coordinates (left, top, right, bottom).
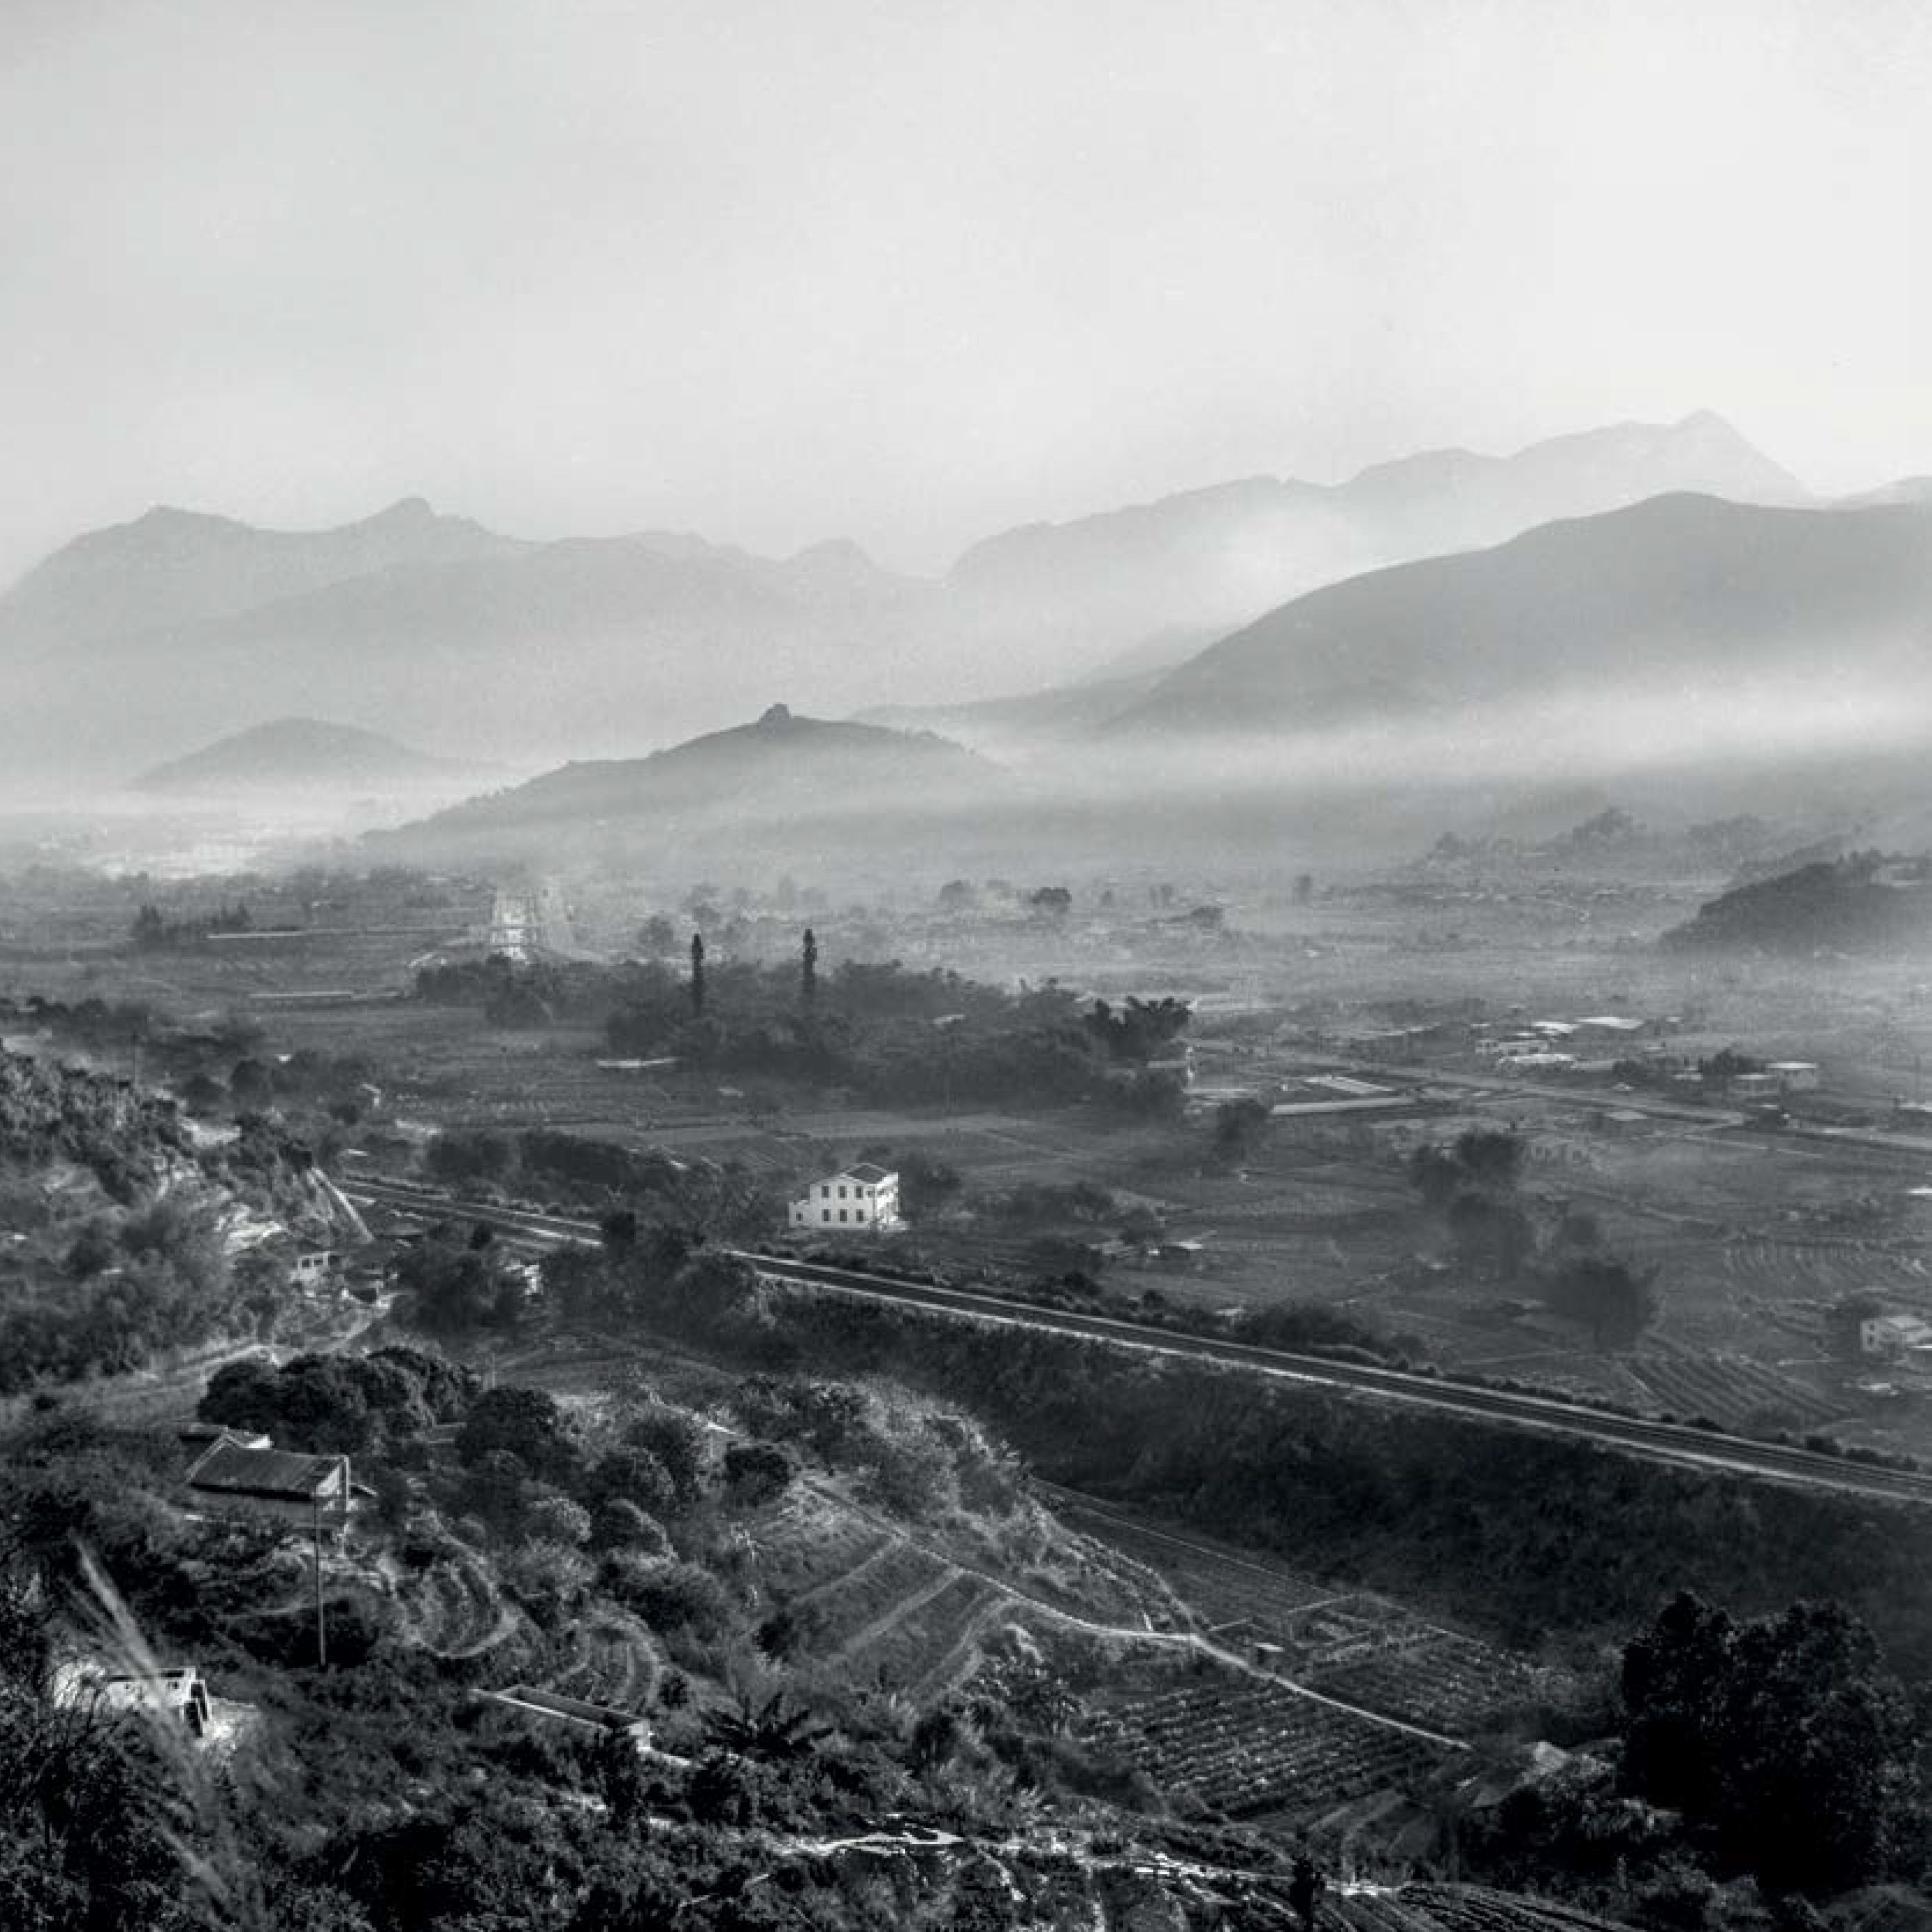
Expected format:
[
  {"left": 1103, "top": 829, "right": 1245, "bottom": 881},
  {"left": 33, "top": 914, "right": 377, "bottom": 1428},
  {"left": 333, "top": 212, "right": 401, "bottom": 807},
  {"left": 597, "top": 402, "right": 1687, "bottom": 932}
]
[{"left": 1, "top": 0, "right": 1928, "bottom": 584}]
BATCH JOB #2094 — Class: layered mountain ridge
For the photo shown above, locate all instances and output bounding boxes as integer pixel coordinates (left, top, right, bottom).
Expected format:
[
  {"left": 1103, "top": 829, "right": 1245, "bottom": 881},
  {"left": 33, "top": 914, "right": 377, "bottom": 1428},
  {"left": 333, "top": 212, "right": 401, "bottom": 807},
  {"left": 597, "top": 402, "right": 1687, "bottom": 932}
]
[{"left": 0, "top": 411, "right": 1823, "bottom": 786}]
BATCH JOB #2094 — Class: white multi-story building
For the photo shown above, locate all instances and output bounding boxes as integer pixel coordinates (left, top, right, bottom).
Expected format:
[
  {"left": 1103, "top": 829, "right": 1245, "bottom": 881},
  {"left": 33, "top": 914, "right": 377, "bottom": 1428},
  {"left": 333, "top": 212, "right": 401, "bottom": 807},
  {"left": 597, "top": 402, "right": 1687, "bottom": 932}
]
[{"left": 788, "top": 1163, "right": 904, "bottom": 1233}]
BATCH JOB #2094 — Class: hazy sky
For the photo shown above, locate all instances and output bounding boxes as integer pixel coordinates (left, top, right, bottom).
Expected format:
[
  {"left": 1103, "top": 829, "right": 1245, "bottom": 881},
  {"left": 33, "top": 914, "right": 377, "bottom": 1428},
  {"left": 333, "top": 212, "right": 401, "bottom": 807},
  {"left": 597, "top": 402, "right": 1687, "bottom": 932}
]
[{"left": 2, "top": 0, "right": 1928, "bottom": 583}]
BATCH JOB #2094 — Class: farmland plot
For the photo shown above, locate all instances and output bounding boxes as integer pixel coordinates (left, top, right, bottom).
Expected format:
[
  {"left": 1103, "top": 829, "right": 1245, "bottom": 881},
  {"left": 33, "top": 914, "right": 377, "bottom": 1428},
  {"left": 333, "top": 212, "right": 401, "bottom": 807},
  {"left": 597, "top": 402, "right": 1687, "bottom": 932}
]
[
  {"left": 1056, "top": 1494, "right": 1555, "bottom": 1733},
  {"left": 1627, "top": 1340, "right": 1847, "bottom": 1433},
  {"left": 1081, "top": 1668, "right": 1452, "bottom": 1820},
  {"left": 1303, "top": 1628, "right": 1546, "bottom": 1734}
]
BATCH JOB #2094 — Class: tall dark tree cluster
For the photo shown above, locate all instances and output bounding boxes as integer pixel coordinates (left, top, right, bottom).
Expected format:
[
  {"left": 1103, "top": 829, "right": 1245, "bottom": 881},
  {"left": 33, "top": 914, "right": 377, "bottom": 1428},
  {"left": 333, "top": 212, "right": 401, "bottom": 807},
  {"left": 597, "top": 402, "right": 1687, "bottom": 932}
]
[
  {"left": 1408, "top": 1127, "right": 1656, "bottom": 1338},
  {"left": 1081, "top": 995, "right": 1190, "bottom": 1063},
  {"left": 1620, "top": 1591, "right": 1925, "bottom": 1893}
]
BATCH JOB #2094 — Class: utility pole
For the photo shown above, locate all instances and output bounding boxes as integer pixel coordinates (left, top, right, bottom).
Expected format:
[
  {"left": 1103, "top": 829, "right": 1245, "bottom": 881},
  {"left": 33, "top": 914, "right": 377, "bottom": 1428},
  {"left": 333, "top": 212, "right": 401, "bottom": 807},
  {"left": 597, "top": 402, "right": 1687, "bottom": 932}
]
[{"left": 312, "top": 1488, "right": 328, "bottom": 1669}]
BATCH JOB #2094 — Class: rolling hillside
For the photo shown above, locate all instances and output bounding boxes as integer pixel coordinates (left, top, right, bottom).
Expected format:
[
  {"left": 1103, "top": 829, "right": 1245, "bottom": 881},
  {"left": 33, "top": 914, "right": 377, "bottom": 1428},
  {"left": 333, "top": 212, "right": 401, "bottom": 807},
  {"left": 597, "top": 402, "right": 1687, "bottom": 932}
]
[
  {"left": 135, "top": 716, "right": 475, "bottom": 793},
  {"left": 374, "top": 703, "right": 1007, "bottom": 864},
  {"left": 1108, "top": 494, "right": 1932, "bottom": 740}
]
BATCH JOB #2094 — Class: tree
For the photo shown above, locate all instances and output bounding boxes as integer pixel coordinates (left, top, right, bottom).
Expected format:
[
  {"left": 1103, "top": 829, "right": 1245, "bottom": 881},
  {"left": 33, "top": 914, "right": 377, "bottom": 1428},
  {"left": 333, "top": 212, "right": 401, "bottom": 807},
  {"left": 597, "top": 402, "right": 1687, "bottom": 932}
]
[
  {"left": 1213, "top": 1096, "right": 1270, "bottom": 1164},
  {"left": 1411, "top": 1130, "right": 1524, "bottom": 1204},
  {"left": 456, "top": 1386, "right": 578, "bottom": 1483},
  {"left": 1447, "top": 1192, "right": 1536, "bottom": 1281},
  {"left": 393, "top": 1236, "right": 521, "bottom": 1336},
  {"left": 1545, "top": 1253, "right": 1658, "bottom": 1348},
  {"left": 621, "top": 1409, "right": 708, "bottom": 1506},
  {"left": 703, "top": 1690, "right": 831, "bottom": 1762},
  {"left": 894, "top": 1149, "right": 962, "bottom": 1220},
  {"left": 229, "top": 1057, "right": 273, "bottom": 1108},
  {"left": 637, "top": 914, "right": 676, "bottom": 957},
  {"left": 586, "top": 1445, "right": 677, "bottom": 1521},
  {"left": 1289, "top": 1857, "right": 1325, "bottom": 1932},
  {"left": 1453, "top": 1126, "right": 1524, "bottom": 1191},
  {"left": 523, "top": 1495, "right": 592, "bottom": 1547},
  {"left": 688, "top": 932, "right": 706, "bottom": 1018},
  {"left": 1027, "top": 885, "right": 1072, "bottom": 920},
  {"left": 180, "top": 1072, "right": 225, "bottom": 1116},
  {"left": 800, "top": 927, "right": 817, "bottom": 1011},
  {"left": 199, "top": 1357, "right": 284, "bottom": 1436},
  {"left": 1620, "top": 1593, "right": 1924, "bottom": 1893},
  {"left": 723, "top": 1441, "right": 796, "bottom": 1505}
]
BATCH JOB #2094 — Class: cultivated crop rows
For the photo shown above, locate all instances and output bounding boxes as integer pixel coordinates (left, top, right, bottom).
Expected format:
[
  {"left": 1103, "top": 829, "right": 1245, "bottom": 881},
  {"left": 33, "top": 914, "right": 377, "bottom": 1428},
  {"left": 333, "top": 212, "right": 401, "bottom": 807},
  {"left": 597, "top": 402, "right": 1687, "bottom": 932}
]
[
  {"left": 1721, "top": 1237, "right": 1926, "bottom": 1298},
  {"left": 1395, "top": 1884, "right": 1640, "bottom": 1932},
  {"left": 1328, "top": 1887, "right": 1465, "bottom": 1932},
  {"left": 1080, "top": 1673, "right": 1451, "bottom": 1818},
  {"left": 1304, "top": 1629, "right": 1542, "bottom": 1733},
  {"left": 1056, "top": 1496, "right": 1547, "bottom": 1734},
  {"left": 1628, "top": 1345, "right": 1844, "bottom": 1432}
]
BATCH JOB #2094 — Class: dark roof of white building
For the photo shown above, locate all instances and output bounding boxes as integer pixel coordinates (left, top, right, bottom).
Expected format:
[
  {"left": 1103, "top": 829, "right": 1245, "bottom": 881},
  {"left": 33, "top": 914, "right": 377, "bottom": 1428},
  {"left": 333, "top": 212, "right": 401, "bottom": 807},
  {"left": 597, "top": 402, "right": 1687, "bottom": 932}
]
[{"left": 186, "top": 1441, "right": 344, "bottom": 1500}]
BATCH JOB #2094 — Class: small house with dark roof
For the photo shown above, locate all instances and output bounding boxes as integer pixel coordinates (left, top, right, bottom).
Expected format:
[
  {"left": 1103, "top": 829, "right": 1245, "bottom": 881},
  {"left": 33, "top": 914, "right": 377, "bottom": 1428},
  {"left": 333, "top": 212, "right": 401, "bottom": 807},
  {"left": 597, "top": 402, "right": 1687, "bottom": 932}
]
[
  {"left": 787, "top": 1162, "right": 904, "bottom": 1233},
  {"left": 185, "top": 1440, "right": 353, "bottom": 1529}
]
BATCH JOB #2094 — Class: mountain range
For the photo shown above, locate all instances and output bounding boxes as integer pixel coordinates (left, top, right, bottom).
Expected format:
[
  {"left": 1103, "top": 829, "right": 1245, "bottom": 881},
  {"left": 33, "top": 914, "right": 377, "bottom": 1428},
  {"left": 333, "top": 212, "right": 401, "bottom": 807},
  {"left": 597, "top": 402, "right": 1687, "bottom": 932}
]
[
  {"left": 943, "top": 410, "right": 1807, "bottom": 665},
  {"left": 0, "top": 411, "right": 1825, "bottom": 786}
]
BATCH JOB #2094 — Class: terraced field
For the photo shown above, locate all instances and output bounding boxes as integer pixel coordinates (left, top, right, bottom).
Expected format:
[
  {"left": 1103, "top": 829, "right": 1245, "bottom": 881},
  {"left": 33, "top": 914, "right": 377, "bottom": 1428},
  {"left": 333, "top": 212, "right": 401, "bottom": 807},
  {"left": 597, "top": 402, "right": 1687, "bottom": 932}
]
[
  {"left": 544, "top": 1604, "right": 659, "bottom": 1709},
  {"left": 388, "top": 1545, "right": 521, "bottom": 1658}
]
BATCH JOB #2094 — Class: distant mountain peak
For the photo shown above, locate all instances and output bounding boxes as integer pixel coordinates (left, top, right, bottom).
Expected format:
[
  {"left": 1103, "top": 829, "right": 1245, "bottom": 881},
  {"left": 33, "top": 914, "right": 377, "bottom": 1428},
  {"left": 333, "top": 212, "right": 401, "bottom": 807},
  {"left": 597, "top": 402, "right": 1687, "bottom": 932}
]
[
  {"left": 367, "top": 495, "right": 438, "bottom": 524},
  {"left": 134, "top": 715, "right": 470, "bottom": 792}
]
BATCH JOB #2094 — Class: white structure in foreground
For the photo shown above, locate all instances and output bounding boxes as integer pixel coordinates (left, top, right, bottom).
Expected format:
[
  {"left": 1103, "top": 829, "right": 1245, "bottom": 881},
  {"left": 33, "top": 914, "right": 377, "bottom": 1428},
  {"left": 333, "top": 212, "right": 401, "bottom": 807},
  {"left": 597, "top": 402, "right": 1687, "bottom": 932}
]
[{"left": 788, "top": 1163, "right": 904, "bottom": 1233}]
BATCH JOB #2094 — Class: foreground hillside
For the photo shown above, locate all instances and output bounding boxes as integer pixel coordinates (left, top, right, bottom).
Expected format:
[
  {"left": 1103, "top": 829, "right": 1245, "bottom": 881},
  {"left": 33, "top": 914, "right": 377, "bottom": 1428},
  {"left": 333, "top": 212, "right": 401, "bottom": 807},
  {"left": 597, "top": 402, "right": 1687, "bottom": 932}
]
[{"left": 3, "top": 1016, "right": 1930, "bottom": 1927}]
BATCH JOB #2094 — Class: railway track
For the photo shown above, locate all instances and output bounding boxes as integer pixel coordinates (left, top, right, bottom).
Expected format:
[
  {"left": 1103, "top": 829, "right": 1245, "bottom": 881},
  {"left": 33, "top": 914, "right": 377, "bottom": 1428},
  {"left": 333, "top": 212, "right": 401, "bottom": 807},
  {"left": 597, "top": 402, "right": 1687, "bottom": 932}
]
[{"left": 339, "top": 1177, "right": 1932, "bottom": 1507}]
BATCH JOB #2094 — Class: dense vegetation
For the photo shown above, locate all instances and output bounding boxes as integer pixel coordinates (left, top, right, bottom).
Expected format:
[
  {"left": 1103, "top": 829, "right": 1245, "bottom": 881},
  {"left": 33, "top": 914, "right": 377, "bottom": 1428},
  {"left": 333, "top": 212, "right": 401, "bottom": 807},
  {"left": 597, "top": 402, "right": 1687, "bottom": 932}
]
[
  {"left": 419, "top": 949, "right": 1190, "bottom": 1115},
  {"left": 0, "top": 1050, "right": 349, "bottom": 1392}
]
